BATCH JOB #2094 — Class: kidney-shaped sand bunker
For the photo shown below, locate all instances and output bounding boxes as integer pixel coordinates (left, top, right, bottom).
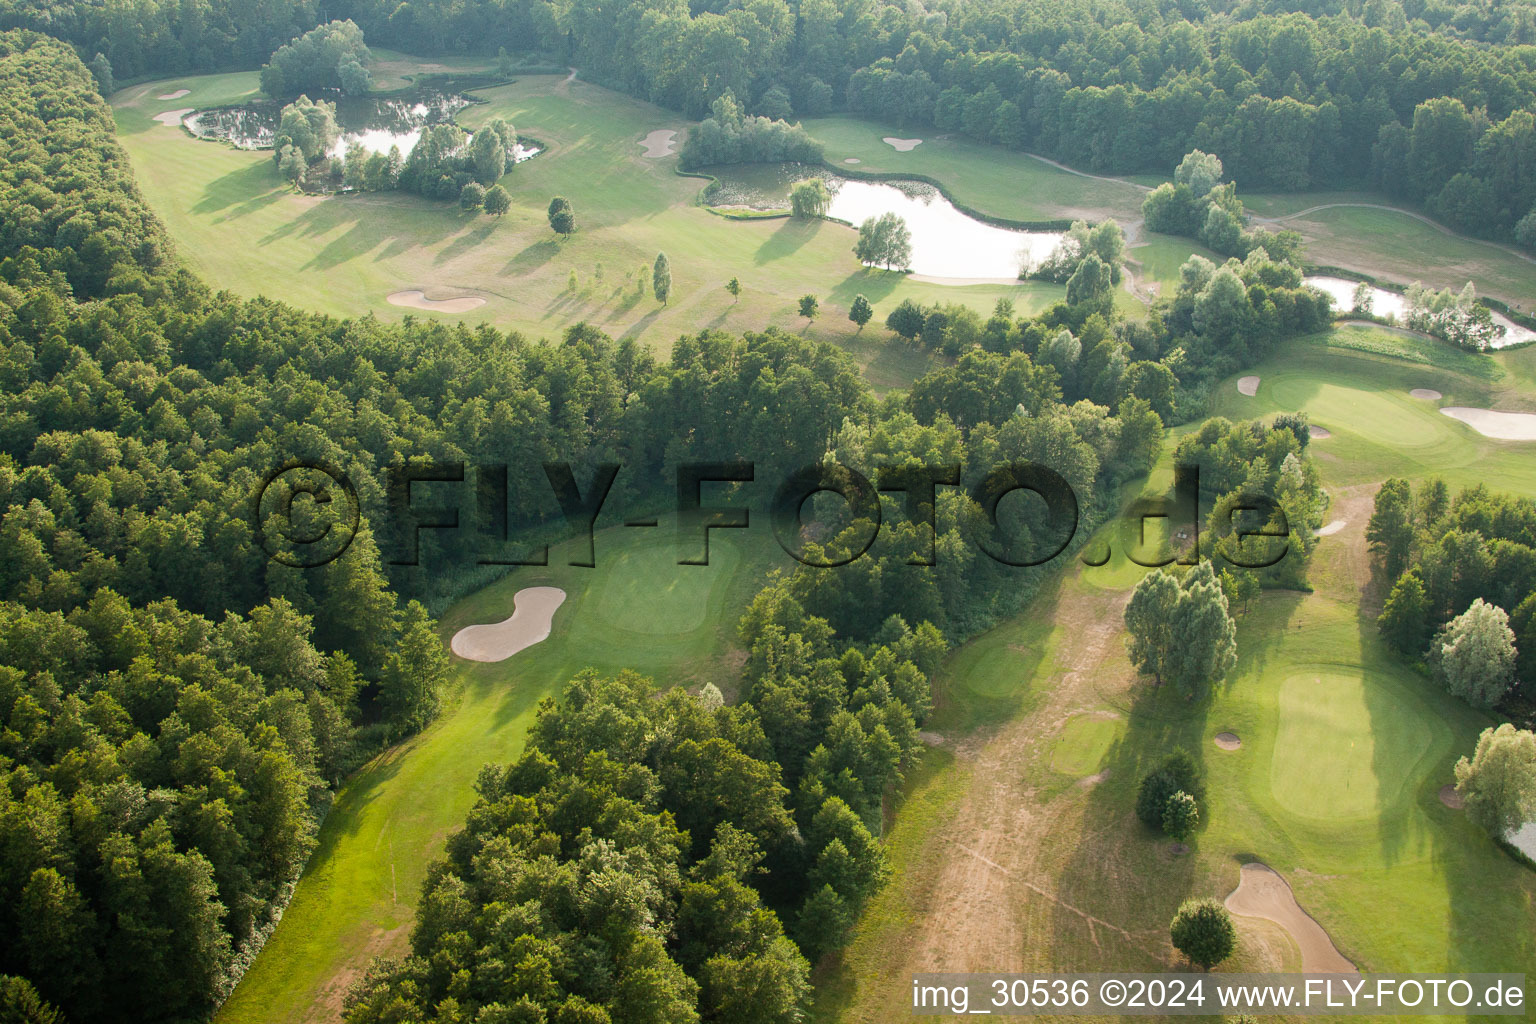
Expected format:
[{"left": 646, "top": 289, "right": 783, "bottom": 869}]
[{"left": 451, "top": 586, "right": 567, "bottom": 662}]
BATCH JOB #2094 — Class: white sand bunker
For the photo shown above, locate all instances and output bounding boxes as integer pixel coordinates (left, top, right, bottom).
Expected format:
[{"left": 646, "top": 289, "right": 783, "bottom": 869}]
[
  {"left": 1237, "top": 375, "right": 1260, "bottom": 396},
  {"left": 1439, "top": 784, "right": 1464, "bottom": 810},
  {"left": 1309, "top": 425, "right": 1331, "bottom": 439},
  {"left": 843, "top": 157, "right": 861, "bottom": 164},
  {"left": 1214, "top": 731, "right": 1242, "bottom": 750},
  {"left": 387, "top": 290, "right": 486, "bottom": 313},
  {"left": 1225, "top": 863, "right": 1356, "bottom": 973},
  {"left": 158, "top": 88, "right": 190, "bottom": 100},
  {"left": 153, "top": 108, "right": 193, "bottom": 126},
  {"left": 639, "top": 129, "right": 677, "bottom": 158},
  {"left": 1410, "top": 388, "right": 1442, "bottom": 401},
  {"left": 1440, "top": 407, "right": 1536, "bottom": 440},
  {"left": 1508, "top": 822, "right": 1536, "bottom": 860},
  {"left": 451, "top": 586, "right": 567, "bottom": 662},
  {"left": 1315, "top": 520, "right": 1347, "bottom": 537},
  {"left": 883, "top": 137, "right": 922, "bottom": 151}
]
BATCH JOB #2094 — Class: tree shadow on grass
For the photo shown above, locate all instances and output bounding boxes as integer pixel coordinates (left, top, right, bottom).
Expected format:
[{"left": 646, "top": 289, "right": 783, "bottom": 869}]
[
  {"left": 193, "top": 159, "right": 288, "bottom": 219},
  {"left": 503, "top": 238, "right": 561, "bottom": 276},
  {"left": 828, "top": 268, "right": 905, "bottom": 307},
  {"left": 434, "top": 218, "right": 499, "bottom": 265},
  {"left": 754, "top": 218, "right": 824, "bottom": 265}
]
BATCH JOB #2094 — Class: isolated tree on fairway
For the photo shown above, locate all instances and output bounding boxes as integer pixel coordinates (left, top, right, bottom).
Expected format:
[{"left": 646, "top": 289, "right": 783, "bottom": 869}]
[
  {"left": 1127, "top": 562, "right": 1237, "bottom": 696},
  {"left": 548, "top": 195, "right": 575, "bottom": 235},
  {"left": 1163, "top": 790, "right": 1199, "bottom": 842},
  {"left": 855, "top": 212, "right": 913, "bottom": 271},
  {"left": 1170, "top": 898, "right": 1235, "bottom": 970},
  {"left": 459, "top": 181, "right": 484, "bottom": 211},
  {"left": 483, "top": 184, "right": 510, "bottom": 217},
  {"left": 381, "top": 601, "right": 450, "bottom": 734},
  {"left": 1431, "top": 598, "right": 1516, "bottom": 707},
  {"left": 798, "top": 294, "right": 819, "bottom": 320},
  {"left": 790, "top": 177, "right": 831, "bottom": 218},
  {"left": 653, "top": 252, "right": 672, "bottom": 305},
  {"left": 1454, "top": 724, "right": 1536, "bottom": 837},
  {"left": 1175, "top": 149, "right": 1224, "bottom": 196},
  {"left": 1367, "top": 478, "right": 1414, "bottom": 579},
  {"left": 726, "top": 277, "right": 741, "bottom": 302},
  {"left": 1136, "top": 749, "right": 1205, "bottom": 828},
  {"left": 1125, "top": 569, "right": 1180, "bottom": 685},
  {"left": 849, "top": 294, "right": 873, "bottom": 331}
]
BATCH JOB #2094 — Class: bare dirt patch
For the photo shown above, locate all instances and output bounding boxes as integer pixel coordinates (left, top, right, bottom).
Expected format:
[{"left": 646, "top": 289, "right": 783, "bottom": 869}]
[
  {"left": 1225, "top": 862, "right": 1356, "bottom": 973},
  {"left": 1439, "top": 784, "right": 1465, "bottom": 810},
  {"left": 450, "top": 587, "right": 566, "bottom": 661},
  {"left": 639, "top": 129, "right": 677, "bottom": 158},
  {"left": 157, "top": 88, "right": 190, "bottom": 100},
  {"left": 153, "top": 108, "right": 193, "bottom": 126},
  {"left": 1440, "top": 406, "right": 1536, "bottom": 440},
  {"left": 883, "top": 137, "right": 923, "bottom": 151},
  {"left": 1410, "top": 388, "right": 1443, "bottom": 400},
  {"left": 1214, "top": 731, "right": 1242, "bottom": 751},
  {"left": 387, "top": 289, "right": 486, "bottom": 313},
  {"left": 1237, "top": 375, "right": 1260, "bottom": 396}
]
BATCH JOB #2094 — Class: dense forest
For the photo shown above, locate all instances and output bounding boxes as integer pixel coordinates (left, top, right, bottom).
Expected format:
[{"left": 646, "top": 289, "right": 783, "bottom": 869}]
[
  {"left": 12, "top": 0, "right": 1536, "bottom": 240},
  {"left": 0, "top": 22, "right": 1358, "bottom": 1020}
]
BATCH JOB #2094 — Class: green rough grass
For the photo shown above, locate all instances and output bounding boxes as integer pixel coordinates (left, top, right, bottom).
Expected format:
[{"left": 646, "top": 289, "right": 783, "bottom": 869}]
[
  {"left": 216, "top": 523, "right": 789, "bottom": 1024},
  {"left": 111, "top": 67, "right": 1065, "bottom": 378},
  {"left": 1242, "top": 191, "right": 1536, "bottom": 310},
  {"left": 803, "top": 115, "right": 1149, "bottom": 226},
  {"left": 1212, "top": 337, "right": 1536, "bottom": 493},
  {"left": 1050, "top": 714, "right": 1124, "bottom": 777},
  {"left": 817, "top": 337, "right": 1536, "bottom": 1023}
]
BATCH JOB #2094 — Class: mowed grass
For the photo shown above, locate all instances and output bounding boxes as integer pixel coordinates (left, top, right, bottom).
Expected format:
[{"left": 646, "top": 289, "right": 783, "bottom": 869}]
[
  {"left": 1242, "top": 190, "right": 1536, "bottom": 309},
  {"left": 1212, "top": 333, "right": 1536, "bottom": 493},
  {"left": 818, "top": 335, "right": 1536, "bottom": 1023},
  {"left": 216, "top": 522, "right": 789, "bottom": 1024},
  {"left": 112, "top": 65, "right": 1067, "bottom": 377},
  {"left": 801, "top": 115, "right": 1149, "bottom": 225}
]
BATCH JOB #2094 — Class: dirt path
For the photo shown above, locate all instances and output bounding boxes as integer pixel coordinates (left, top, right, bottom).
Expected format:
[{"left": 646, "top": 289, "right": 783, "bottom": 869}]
[
  {"left": 1025, "top": 154, "right": 1152, "bottom": 194},
  {"left": 1251, "top": 202, "right": 1536, "bottom": 268},
  {"left": 882, "top": 580, "right": 1170, "bottom": 983}
]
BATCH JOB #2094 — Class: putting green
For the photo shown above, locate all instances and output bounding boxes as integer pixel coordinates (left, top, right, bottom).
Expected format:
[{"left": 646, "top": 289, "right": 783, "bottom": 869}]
[
  {"left": 1050, "top": 714, "right": 1123, "bottom": 776},
  {"left": 1269, "top": 667, "right": 1446, "bottom": 821},
  {"left": 584, "top": 533, "right": 739, "bottom": 635}
]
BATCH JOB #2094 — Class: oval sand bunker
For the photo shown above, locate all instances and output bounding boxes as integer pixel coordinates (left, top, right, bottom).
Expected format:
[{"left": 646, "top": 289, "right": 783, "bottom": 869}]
[
  {"left": 1439, "top": 784, "right": 1465, "bottom": 810},
  {"left": 640, "top": 129, "right": 677, "bottom": 158},
  {"left": 451, "top": 586, "right": 567, "bottom": 662},
  {"left": 158, "top": 88, "right": 191, "bottom": 99},
  {"left": 1309, "top": 425, "right": 1331, "bottom": 439},
  {"left": 883, "top": 137, "right": 922, "bottom": 151},
  {"left": 1237, "top": 375, "right": 1260, "bottom": 396},
  {"left": 1440, "top": 407, "right": 1536, "bottom": 441},
  {"left": 153, "top": 108, "right": 193, "bottom": 126},
  {"left": 1410, "top": 388, "right": 1442, "bottom": 401},
  {"left": 1225, "top": 862, "right": 1355, "bottom": 973},
  {"left": 1214, "top": 731, "right": 1242, "bottom": 750},
  {"left": 388, "top": 290, "right": 486, "bottom": 313}
]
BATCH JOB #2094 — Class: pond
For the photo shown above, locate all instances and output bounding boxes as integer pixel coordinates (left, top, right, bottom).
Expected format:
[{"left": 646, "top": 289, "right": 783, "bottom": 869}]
[
  {"left": 184, "top": 85, "right": 539, "bottom": 163},
  {"left": 1304, "top": 275, "right": 1535, "bottom": 349},
  {"left": 704, "top": 163, "right": 1062, "bottom": 280}
]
